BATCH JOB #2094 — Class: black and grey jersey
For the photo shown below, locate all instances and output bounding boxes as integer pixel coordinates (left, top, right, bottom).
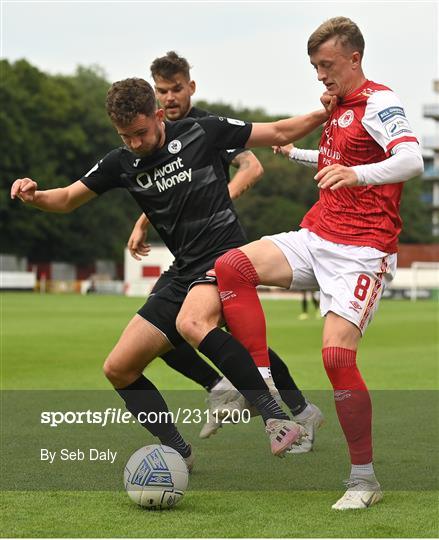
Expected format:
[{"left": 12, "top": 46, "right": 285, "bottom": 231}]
[
  {"left": 188, "top": 107, "right": 247, "bottom": 178},
  {"left": 81, "top": 115, "right": 252, "bottom": 276},
  {"left": 149, "top": 106, "right": 248, "bottom": 282}
]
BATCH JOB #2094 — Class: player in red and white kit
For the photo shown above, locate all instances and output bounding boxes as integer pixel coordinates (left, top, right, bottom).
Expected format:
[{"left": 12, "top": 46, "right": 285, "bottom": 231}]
[{"left": 213, "top": 17, "right": 424, "bottom": 509}]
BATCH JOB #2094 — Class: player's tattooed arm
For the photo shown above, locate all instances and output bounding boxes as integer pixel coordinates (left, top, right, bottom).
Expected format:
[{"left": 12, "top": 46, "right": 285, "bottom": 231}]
[
  {"left": 127, "top": 213, "right": 152, "bottom": 261},
  {"left": 228, "top": 151, "right": 264, "bottom": 200}
]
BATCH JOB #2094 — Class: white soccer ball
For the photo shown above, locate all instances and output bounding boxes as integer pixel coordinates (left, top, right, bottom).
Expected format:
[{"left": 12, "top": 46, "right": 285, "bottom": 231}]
[{"left": 124, "top": 444, "right": 189, "bottom": 509}]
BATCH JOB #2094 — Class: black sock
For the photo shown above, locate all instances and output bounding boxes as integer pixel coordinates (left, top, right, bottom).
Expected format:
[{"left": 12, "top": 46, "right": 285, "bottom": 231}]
[
  {"left": 162, "top": 343, "right": 222, "bottom": 391},
  {"left": 302, "top": 296, "right": 307, "bottom": 313},
  {"left": 312, "top": 293, "right": 319, "bottom": 310},
  {"left": 115, "top": 375, "right": 190, "bottom": 457},
  {"left": 158, "top": 429, "right": 192, "bottom": 459},
  {"left": 269, "top": 348, "right": 307, "bottom": 415},
  {"left": 198, "top": 328, "right": 289, "bottom": 423}
]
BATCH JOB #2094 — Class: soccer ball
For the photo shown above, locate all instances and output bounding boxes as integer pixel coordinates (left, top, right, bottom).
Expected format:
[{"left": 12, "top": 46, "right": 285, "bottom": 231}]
[{"left": 124, "top": 444, "right": 189, "bottom": 509}]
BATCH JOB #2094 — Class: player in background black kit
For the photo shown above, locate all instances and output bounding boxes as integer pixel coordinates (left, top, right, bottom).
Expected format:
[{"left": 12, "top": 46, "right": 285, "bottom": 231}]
[
  {"left": 127, "top": 52, "right": 323, "bottom": 448},
  {"left": 299, "top": 291, "right": 320, "bottom": 320},
  {"left": 11, "top": 78, "right": 334, "bottom": 463}
]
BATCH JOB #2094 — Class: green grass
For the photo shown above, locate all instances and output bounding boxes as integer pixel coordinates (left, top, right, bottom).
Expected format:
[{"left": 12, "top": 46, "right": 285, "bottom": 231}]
[
  {"left": 2, "top": 490, "right": 438, "bottom": 538},
  {"left": 1, "top": 293, "right": 438, "bottom": 537}
]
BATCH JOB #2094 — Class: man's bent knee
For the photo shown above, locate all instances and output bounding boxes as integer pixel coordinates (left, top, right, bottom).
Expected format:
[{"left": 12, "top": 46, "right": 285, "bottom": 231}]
[
  {"left": 103, "top": 358, "right": 141, "bottom": 389},
  {"left": 176, "top": 313, "right": 215, "bottom": 348},
  {"left": 215, "top": 248, "right": 260, "bottom": 287},
  {"left": 215, "top": 242, "right": 292, "bottom": 288}
]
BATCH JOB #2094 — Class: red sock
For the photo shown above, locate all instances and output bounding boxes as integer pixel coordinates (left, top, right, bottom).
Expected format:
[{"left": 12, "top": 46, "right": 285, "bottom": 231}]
[
  {"left": 322, "top": 347, "right": 372, "bottom": 465},
  {"left": 214, "top": 249, "right": 270, "bottom": 368}
]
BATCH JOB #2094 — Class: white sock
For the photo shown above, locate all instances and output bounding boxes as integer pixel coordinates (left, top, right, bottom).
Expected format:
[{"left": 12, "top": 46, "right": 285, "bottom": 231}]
[
  {"left": 210, "top": 377, "right": 235, "bottom": 392},
  {"left": 351, "top": 463, "right": 375, "bottom": 477},
  {"left": 294, "top": 403, "right": 313, "bottom": 421},
  {"left": 258, "top": 367, "right": 271, "bottom": 379}
]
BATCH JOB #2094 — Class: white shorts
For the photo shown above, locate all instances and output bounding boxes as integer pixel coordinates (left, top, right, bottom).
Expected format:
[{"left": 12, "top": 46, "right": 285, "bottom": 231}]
[{"left": 263, "top": 228, "right": 397, "bottom": 334}]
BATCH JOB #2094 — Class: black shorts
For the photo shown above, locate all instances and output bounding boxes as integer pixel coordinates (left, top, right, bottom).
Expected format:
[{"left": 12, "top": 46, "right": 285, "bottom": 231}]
[{"left": 137, "top": 269, "right": 218, "bottom": 348}]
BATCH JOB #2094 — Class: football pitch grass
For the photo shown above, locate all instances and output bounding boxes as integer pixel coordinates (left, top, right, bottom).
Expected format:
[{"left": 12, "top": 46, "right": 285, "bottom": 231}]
[{"left": 1, "top": 293, "right": 438, "bottom": 538}]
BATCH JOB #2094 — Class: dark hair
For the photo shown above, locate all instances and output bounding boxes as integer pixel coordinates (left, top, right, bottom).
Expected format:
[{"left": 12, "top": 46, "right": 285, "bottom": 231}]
[
  {"left": 150, "top": 51, "right": 191, "bottom": 81},
  {"left": 106, "top": 78, "right": 156, "bottom": 125},
  {"left": 308, "top": 17, "right": 365, "bottom": 58}
]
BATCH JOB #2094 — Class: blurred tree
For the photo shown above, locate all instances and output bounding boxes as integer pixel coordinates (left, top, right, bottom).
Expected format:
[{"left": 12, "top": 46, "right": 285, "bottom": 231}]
[
  {"left": 399, "top": 177, "right": 433, "bottom": 243},
  {"left": 0, "top": 59, "right": 139, "bottom": 264}
]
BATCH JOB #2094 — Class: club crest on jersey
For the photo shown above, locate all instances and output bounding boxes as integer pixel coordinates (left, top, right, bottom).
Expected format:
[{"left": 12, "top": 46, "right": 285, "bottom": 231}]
[
  {"left": 168, "top": 140, "right": 182, "bottom": 154},
  {"left": 338, "top": 109, "right": 354, "bottom": 128}
]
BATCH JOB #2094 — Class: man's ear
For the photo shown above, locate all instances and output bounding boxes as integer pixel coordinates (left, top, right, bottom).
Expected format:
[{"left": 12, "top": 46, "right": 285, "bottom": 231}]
[
  {"left": 189, "top": 80, "right": 196, "bottom": 96},
  {"left": 156, "top": 108, "right": 165, "bottom": 121},
  {"left": 351, "top": 51, "right": 361, "bottom": 69}
]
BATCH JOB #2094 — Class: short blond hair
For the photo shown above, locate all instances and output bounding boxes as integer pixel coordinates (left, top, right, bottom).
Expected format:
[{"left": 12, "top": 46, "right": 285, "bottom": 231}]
[{"left": 308, "top": 17, "right": 365, "bottom": 58}]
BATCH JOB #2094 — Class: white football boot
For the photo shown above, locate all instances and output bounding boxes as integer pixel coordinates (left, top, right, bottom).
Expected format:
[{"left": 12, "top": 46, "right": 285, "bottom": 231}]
[
  {"left": 199, "top": 381, "right": 241, "bottom": 438},
  {"left": 216, "top": 376, "right": 282, "bottom": 419},
  {"left": 214, "top": 393, "right": 249, "bottom": 421},
  {"left": 265, "top": 418, "right": 306, "bottom": 457},
  {"left": 287, "top": 402, "right": 324, "bottom": 454},
  {"left": 331, "top": 475, "right": 383, "bottom": 510},
  {"left": 183, "top": 444, "right": 195, "bottom": 473}
]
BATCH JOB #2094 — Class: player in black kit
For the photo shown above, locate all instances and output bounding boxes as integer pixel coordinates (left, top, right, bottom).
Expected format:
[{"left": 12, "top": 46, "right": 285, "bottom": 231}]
[
  {"left": 127, "top": 52, "right": 322, "bottom": 447},
  {"left": 11, "top": 78, "right": 333, "bottom": 463}
]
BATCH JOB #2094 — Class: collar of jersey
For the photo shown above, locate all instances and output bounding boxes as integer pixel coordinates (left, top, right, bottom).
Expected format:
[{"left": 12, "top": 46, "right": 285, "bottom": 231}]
[{"left": 341, "top": 79, "right": 371, "bottom": 106}]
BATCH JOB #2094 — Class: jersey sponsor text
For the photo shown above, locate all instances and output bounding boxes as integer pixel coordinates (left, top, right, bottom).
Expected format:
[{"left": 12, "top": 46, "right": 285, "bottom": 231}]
[{"left": 136, "top": 157, "right": 192, "bottom": 193}]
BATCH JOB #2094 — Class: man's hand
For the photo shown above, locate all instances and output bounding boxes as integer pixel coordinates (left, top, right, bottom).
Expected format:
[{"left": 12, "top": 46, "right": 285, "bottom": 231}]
[
  {"left": 315, "top": 164, "right": 359, "bottom": 190},
  {"left": 272, "top": 143, "right": 294, "bottom": 157},
  {"left": 127, "top": 224, "right": 151, "bottom": 261},
  {"left": 320, "top": 93, "right": 338, "bottom": 116},
  {"left": 11, "top": 178, "right": 38, "bottom": 202}
]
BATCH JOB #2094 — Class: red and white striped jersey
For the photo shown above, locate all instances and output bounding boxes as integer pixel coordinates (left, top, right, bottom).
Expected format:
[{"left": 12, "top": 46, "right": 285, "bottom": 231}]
[{"left": 301, "top": 80, "right": 418, "bottom": 253}]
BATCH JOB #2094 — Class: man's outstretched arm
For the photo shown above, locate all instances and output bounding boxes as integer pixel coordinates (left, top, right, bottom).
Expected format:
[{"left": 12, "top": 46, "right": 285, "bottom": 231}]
[
  {"left": 246, "top": 97, "right": 336, "bottom": 148},
  {"left": 315, "top": 142, "right": 424, "bottom": 190},
  {"left": 10, "top": 179, "right": 96, "bottom": 212}
]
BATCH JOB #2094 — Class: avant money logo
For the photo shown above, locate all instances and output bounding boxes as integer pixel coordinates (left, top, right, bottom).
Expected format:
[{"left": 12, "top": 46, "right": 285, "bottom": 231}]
[
  {"left": 136, "top": 172, "right": 153, "bottom": 189},
  {"left": 136, "top": 157, "right": 192, "bottom": 193}
]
